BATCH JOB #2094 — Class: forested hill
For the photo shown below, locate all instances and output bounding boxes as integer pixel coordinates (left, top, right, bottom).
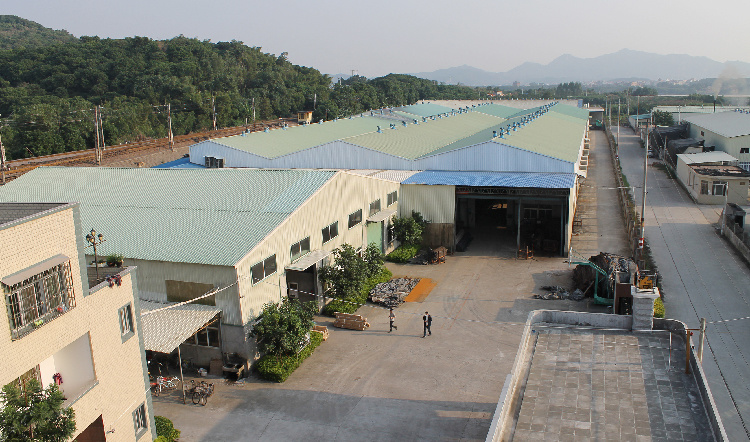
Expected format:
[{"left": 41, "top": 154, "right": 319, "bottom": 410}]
[
  {"left": 0, "top": 15, "right": 76, "bottom": 50},
  {"left": 0, "top": 18, "right": 486, "bottom": 161}
]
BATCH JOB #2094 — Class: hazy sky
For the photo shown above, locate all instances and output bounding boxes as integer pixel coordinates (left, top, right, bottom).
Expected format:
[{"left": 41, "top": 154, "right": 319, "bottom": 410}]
[{"left": 5, "top": 0, "right": 750, "bottom": 77}]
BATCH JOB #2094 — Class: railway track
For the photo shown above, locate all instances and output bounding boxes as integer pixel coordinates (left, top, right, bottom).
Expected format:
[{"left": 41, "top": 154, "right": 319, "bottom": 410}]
[{"left": 1, "top": 118, "right": 297, "bottom": 183}]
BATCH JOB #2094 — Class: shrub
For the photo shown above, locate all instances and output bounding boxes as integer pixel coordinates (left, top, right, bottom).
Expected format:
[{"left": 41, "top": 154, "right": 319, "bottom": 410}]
[
  {"left": 256, "top": 332, "right": 324, "bottom": 382},
  {"left": 386, "top": 244, "right": 420, "bottom": 263},
  {"left": 322, "top": 267, "right": 393, "bottom": 316},
  {"left": 249, "top": 298, "right": 316, "bottom": 357},
  {"left": 392, "top": 216, "right": 424, "bottom": 245},
  {"left": 653, "top": 297, "right": 665, "bottom": 318},
  {"left": 106, "top": 253, "right": 124, "bottom": 267},
  {"left": 154, "top": 416, "right": 180, "bottom": 442}
]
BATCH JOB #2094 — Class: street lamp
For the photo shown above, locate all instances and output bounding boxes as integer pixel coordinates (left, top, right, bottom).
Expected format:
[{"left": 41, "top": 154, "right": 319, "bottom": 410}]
[{"left": 86, "top": 229, "right": 105, "bottom": 281}]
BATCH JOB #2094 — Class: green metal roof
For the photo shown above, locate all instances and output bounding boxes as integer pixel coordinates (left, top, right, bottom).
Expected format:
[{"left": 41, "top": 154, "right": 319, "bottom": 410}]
[
  {"left": 476, "top": 104, "right": 522, "bottom": 119},
  {"left": 396, "top": 103, "right": 455, "bottom": 118},
  {"left": 0, "top": 167, "right": 336, "bottom": 266},
  {"left": 344, "top": 112, "right": 504, "bottom": 159},
  {"left": 549, "top": 104, "right": 591, "bottom": 120},
  {"left": 213, "top": 116, "right": 389, "bottom": 159},
  {"left": 496, "top": 112, "right": 586, "bottom": 162}
]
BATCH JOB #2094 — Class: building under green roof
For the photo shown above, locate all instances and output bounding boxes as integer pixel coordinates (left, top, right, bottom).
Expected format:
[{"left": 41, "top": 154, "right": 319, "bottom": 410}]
[
  {"left": 476, "top": 104, "right": 523, "bottom": 119},
  {"left": 396, "top": 103, "right": 454, "bottom": 118},
  {"left": 0, "top": 167, "right": 337, "bottom": 266},
  {"left": 498, "top": 111, "right": 586, "bottom": 162}
]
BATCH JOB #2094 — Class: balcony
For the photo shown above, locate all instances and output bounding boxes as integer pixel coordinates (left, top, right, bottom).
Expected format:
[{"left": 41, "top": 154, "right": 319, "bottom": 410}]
[{"left": 39, "top": 333, "right": 98, "bottom": 406}]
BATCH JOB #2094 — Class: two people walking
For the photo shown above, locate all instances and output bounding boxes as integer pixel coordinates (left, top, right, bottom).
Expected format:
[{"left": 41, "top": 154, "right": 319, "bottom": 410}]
[{"left": 386, "top": 308, "right": 432, "bottom": 337}]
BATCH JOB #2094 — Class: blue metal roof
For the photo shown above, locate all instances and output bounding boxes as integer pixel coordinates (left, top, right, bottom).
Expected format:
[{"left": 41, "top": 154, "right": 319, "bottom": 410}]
[
  {"left": 153, "top": 157, "right": 206, "bottom": 169},
  {"left": 401, "top": 171, "right": 576, "bottom": 188}
]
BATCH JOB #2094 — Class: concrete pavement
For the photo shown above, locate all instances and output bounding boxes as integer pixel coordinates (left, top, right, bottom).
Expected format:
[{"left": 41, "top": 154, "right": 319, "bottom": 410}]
[{"left": 617, "top": 128, "right": 750, "bottom": 441}]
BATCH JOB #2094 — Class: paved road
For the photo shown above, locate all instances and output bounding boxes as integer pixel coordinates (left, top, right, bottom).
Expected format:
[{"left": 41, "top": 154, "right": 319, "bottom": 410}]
[{"left": 617, "top": 128, "right": 750, "bottom": 440}]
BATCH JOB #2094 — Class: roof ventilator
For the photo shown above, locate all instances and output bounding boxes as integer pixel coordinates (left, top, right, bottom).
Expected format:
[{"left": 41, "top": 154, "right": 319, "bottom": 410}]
[{"left": 377, "top": 126, "right": 382, "bottom": 133}]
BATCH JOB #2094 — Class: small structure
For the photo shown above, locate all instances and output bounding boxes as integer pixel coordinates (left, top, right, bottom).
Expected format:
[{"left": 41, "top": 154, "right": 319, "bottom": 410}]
[
  {"left": 676, "top": 152, "right": 750, "bottom": 205},
  {"left": 297, "top": 110, "right": 313, "bottom": 125}
]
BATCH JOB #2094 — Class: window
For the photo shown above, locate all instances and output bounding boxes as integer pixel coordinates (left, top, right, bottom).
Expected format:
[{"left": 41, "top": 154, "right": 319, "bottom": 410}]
[
  {"left": 387, "top": 191, "right": 398, "bottom": 206},
  {"left": 700, "top": 180, "right": 709, "bottom": 195},
  {"left": 133, "top": 403, "right": 148, "bottom": 437},
  {"left": 387, "top": 221, "right": 395, "bottom": 244},
  {"left": 348, "top": 209, "right": 363, "bottom": 229},
  {"left": 740, "top": 162, "right": 750, "bottom": 172},
  {"left": 119, "top": 304, "right": 134, "bottom": 338},
  {"left": 184, "top": 319, "right": 220, "bottom": 348},
  {"left": 290, "top": 238, "right": 310, "bottom": 262},
  {"left": 251, "top": 255, "right": 277, "bottom": 285},
  {"left": 713, "top": 181, "right": 727, "bottom": 196},
  {"left": 4, "top": 260, "right": 75, "bottom": 340},
  {"left": 322, "top": 221, "right": 339, "bottom": 243},
  {"left": 369, "top": 199, "right": 381, "bottom": 217},
  {"left": 740, "top": 148, "right": 749, "bottom": 154}
]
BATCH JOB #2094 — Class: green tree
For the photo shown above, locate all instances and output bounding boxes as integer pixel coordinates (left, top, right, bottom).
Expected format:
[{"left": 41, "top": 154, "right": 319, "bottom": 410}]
[
  {"left": 318, "top": 244, "right": 367, "bottom": 300},
  {"left": 0, "top": 379, "right": 76, "bottom": 442},
  {"left": 249, "top": 297, "right": 316, "bottom": 357},
  {"left": 392, "top": 215, "right": 424, "bottom": 246},
  {"left": 363, "top": 243, "right": 385, "bottom": 277},
  {"left": 632, "top": 86, "right": 657, "bottom": 96},
  {"left": 651, "top": 110, "right": 674, "bottom": 126}
]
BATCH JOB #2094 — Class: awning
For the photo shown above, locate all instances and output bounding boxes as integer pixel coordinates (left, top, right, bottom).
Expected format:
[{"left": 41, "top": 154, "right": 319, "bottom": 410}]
[
  {"left": 2, "top": 254, "right": 70, "bottom": 287},
  {"left": 367, "top": 208, "right": 397, "bottom": 223},
  {"left": 285, "top": 249, "right": 331, "bottom": 272},
  {"left": 140, "top": 300, "right": 221, "bottom": 353}
]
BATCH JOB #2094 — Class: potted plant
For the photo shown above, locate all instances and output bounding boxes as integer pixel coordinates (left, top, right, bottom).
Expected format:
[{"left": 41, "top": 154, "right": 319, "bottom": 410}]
[{"left": 106, "top": 254, "right": 124, "bottom": 267}]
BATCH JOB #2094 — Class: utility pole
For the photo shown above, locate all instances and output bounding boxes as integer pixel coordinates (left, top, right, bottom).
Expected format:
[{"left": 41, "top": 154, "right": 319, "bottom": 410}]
[
  {"left": 212, "top": 95, "right": 217, "bottom": 131},
  {"left": 617, "top": 98, "right": 621, "bottom": 146},
  {"left": 0, "top": 131, "right": 6, "bottom": 185},
  {"left": 167, "top": 103, "right": 174, "bottom": 151},
  {"left": 252, "top": 97, "right": 256, "bottom": 125},
  {"left": 697, "top": 318, "right": 707, "bottom": 363},
  {"left": 640, "top": 120, "right": 648, "bottom": 264},
  {"left": 94, "top": 106, "right": 101, "bottom": 165},
  {"left": 313, "top": 93, "right": 317, "bottom": 109}
]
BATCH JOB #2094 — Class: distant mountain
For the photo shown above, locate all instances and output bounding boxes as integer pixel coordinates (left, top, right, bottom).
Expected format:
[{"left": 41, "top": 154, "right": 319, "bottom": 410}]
[
  {"left": 0, "top": 15, "right": 76, "bottom": 50},
  {"left": 410, "top": 50, "right": 750, "bottom": 86}
]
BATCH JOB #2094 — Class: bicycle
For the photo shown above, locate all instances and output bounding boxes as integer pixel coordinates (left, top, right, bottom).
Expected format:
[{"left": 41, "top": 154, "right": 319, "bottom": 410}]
[
  {"left": 150, "top": 375, "right": 181, "bottom": 397},
  {"left": 187, "top": 380, "right": 214, "bottom": 406}
]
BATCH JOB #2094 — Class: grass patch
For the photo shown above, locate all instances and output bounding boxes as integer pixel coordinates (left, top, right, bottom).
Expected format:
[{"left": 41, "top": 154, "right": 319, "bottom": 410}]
[
  {"left": 321, "top": 267, "right": 393, "bottom": 316},
  {"left": 256, "top": 332, "right": 324, "bottom": 382},
  {"left": 386, "top": 244, "right": 420, "bottom": 263}
]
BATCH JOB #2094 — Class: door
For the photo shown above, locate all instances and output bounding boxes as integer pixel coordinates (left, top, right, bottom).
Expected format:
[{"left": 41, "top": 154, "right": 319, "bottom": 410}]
[{"left": 366, "top": 221, "right": 383, "bottom": 252}]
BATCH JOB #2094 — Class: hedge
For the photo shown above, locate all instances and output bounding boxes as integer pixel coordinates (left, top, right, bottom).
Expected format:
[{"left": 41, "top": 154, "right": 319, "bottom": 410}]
[
  {"left": 256, "top": 332, "right": 324, "bottom": 382},
  {"left": 154, "top": 416, "right": 180, "bottom": 442},
  {"left": 386, "top": 244, "right": 420, "bottom": 263},
  {"left": 321, "top": 267, "right": 393, "bottom": 316},
  {"left": 653, "top": 297, "right": 665, "bottom": 318}
]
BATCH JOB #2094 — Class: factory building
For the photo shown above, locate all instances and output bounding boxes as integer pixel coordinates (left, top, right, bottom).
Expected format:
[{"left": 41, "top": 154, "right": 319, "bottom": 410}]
[{"left": 683, "top": 110, "right": 750, "bottom": 171}]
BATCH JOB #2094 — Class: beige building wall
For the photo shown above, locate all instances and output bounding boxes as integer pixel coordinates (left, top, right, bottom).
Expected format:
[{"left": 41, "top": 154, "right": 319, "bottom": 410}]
[
  {"left": 690, "top": 125, "right": 750, "bottom": 165},
  {"left": 235, "top": 171, "right": 400, "bottom": 331},
  {"left": 0, "top": 204, "right": 155, "bottom": 441},
  {"left": 676, "top": 160, "right": 749, "bottom": 205}
]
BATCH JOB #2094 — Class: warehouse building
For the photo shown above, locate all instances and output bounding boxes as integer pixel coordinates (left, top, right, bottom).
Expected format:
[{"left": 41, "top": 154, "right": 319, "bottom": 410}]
[
  {"left": 189, "top": 102, "right": 592, "bottom": 255},
  {"left": 0, "top": 167, "right": 400, "bottom": 366},
  {"left": 675, "top": 151, "right": 750, "bottom": 205},
  {"left": 684, "top": 110, "right": 750, "bottom": 171}
]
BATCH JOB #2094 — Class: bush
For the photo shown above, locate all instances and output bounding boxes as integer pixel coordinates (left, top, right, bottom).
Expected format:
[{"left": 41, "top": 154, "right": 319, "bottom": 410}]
[
  {"left": 106, "top": 253, "right": 124, "bottom": 267},
  {"left": 154, "top": 416, "right": 180, "bottom": 442},
  {"left": 322, "top": 267, "right": 393, "bottom": 316},
  {"left": 256, "top": 332, "right": 324, "bottom": 382},
  {"left": 386, "top": 244, "right": 420, "bottom": 263},
  {"left": 653, "top": 297, "right": 665, "bottom": 318}
]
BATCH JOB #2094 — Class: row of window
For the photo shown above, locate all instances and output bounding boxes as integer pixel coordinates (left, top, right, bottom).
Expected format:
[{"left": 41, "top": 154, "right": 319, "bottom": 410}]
[
  {"left": 699, "top": 180, "right": 728, "bottom": 196},
  {"left": 250, "top": 193, "right": 398, "bottom": 286}
]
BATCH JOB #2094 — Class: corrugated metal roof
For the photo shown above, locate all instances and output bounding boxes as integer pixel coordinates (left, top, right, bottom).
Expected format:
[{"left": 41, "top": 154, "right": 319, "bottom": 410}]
[
  {"left": 212, "top": 116, "right": 390, "bottom": 158},
  {"left": 496, "top": 112, "right": 585, "bottom": 163},
  {"left": 402, "top": 171, "right": 576, "bottom": 188},
  {"left": 344, "top": 112, "right": 504, "bottom": 159},
  {"left": 655, "top": 106, "right": 750, "bottom": 114},
  {"left": 549, "top": 104, "right": 591, "bottom": 120},
  {"left": 0, "top": 167, "right": 336, "bottom": 266},
  {"left": 396, "top": 103, "right": 454, "bottom": 117},
  {"left": 343, "top": 170, "right": 421, "bottom": 182},
  {"left": 153, "top": 157, "right": 206, "bottom": 169},
  {"left": 684, "top": 111, "right": 750, "bottom": 138},
  {"left": 140, "top": 300, "right": 221, "bottom": 353},
  {"left": 476, "top": 104, "right": 521, "bottom": 119},
  {"left": 677, "top": 151, "right": 738, "bottom": 164}
]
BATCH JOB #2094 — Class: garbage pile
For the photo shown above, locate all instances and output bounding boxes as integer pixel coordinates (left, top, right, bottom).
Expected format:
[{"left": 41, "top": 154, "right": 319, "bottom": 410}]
[
  {"left": 534, "top": 286, "right": 585, "bottom": 301},
  {"left": 572, "top": 252, "right": 635, "bottom": 298},
  {"left": 408, "top": 250, "right": 430, "bottom": 265},
  {"left": 369, "top": 277, "right": 421, "bottom": 307}
]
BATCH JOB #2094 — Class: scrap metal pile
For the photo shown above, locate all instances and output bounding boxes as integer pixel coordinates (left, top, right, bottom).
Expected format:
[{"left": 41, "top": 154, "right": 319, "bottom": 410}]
[
  {"left": 572, "top": 252, "right": 635, "bottom": 298},
  {"left": 369, "top": 277, "right": 420, "bottom": 307}
]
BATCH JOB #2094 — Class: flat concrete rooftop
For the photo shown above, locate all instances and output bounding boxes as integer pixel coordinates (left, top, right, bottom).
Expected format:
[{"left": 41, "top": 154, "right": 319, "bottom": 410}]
[{"left": 511, "top": 327, "right": 713, "bottom": 441}]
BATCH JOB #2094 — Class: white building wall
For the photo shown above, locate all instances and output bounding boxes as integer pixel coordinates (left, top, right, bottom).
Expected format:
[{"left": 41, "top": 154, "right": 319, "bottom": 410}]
[
  {"left": 415, "top": 142, "right": 575, "bottom": 173},
  {"left": 234, "top": 172, "right": 400, "bottom": 327},
  {"left": 400, "top": 184, "right": 456, "bottom": 224}
]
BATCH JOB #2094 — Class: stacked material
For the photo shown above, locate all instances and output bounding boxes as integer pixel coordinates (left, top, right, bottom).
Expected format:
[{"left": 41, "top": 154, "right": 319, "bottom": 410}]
[
  {"left": 333, "top": 313, "right": 370, "bottom": 330},
  {"left": 311, "top": 325, "right": 329, "bottom": 341},
  {"left": 369, "top": 278, "right": 421, "bottom": 307}
]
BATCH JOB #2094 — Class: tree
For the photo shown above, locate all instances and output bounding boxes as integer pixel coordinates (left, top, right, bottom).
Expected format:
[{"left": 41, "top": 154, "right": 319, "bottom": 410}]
[
  {"left": 392, "top": 214, "right": 424, "bottom": 246},
  {"left": 363, "top": 243, "right": 384, "bottom": 277},
  {"left": 318, "top": 244, "right": 367, "bottom": 300},
  {"left": 0, "top": 379, "right": 76, "bottom": 442},
  {"left": 631, "top": 86, "right": 657, "bottom": 96},
  {"left": 651, "top": 110, "right": 674, "bottom": 126},
  {"left": 250, "top": 297, "right": 316, "bottom": 357}
]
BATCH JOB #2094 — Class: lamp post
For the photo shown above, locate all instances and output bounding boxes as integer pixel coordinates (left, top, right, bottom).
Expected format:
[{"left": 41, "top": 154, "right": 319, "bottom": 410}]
[{"left": 86, "top": 229, "right": 105, "bottom": 281}]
